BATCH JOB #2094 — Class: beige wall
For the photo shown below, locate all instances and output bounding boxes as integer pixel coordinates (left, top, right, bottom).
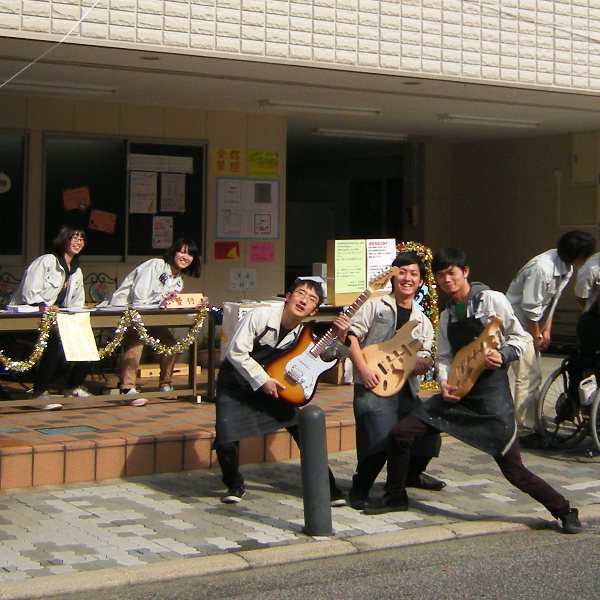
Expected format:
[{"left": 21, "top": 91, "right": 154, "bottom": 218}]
[
  {"left": 0, "top": 94, "right": 287, "bottom": 307},
  {"left": 422, "top": 134, "right": 598, "bottom": 311},
  {"left": 4, "top": 2, "right": 600, "bottom": 95}
]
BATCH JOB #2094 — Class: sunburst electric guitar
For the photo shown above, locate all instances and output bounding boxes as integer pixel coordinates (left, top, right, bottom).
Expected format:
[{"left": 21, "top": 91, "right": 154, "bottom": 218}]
[
  {"left": 447, "top": 316, "right": 502, "bottom": 398},
  {"left": 266, "top": 266, "right": 399, "bottom": 406},
  {"left": 361, "top": 320, "right": 423, "bottom": 397}
]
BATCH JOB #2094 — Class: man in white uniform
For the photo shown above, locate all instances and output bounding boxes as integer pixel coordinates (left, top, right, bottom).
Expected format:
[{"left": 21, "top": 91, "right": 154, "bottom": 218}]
[{"left": 506, "top": 230, "right": 595, "bottom": 442}]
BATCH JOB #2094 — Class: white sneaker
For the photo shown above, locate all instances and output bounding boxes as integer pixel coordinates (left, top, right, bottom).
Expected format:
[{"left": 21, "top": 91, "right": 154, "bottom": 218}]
[
  {"left": 123, "top": 388, "right": 148, "bottom": 407},
  {"left": 159, "top": 383, "right": 176, "bottom": 399},
  {"left": 32, "top": 390, "right": 63, "bottom": 411},
  {"left": 40, "top": 403, "right": 64, "bottom": 411},
  {"left": 64, "top": 386, "right": 91, "bottom": 398}
]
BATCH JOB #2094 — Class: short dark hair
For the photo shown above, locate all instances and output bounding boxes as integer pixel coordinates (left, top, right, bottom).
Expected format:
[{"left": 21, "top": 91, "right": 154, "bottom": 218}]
[
  {"left": 431, "top": 247, "right": 468, "bottom": 274},
  {"left": 164, "top": 237, "right": 201, "bottom": 278},
  {"left": 52, "top": 225, "right": 86, "bottom": 254},
  {"left": 392, "top": 251, "right": 426, "bottom": 280},
  {"left": 290, "top": 278, "right": 325, "bottom": 306},
  {"left": 556, "top": 230, "right": 595, "bottom": 264}
]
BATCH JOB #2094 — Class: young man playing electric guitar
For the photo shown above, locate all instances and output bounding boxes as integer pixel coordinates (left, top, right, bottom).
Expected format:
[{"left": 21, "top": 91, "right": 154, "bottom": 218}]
[
  {"left": 214, "top": 278, "right": 349, "bottom": 505},
  {"left": 343, "top": 251, "right": 444, "bottom": 510},
  {"left": 364, "top": 247, "right": 583, "bottom": 534}
]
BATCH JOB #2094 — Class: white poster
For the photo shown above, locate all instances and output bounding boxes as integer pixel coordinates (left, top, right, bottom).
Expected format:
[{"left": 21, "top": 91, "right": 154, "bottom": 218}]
[
  {"left": 129, "top": 171, "right": 157, "bottom": 213},
  {"left": 56, "top": 313, "right": 100, "bottom": 361},
  {"left": 217, "top": 178, "right": 279, "bottom": 239},
  {"left": 161, "top": 173, "right": 186, "bottom": 212},
  {"left": 152, "top": 216, "right": 173, "bottom": 249},
  {"left": 366, "top": 238, "right": 397, "bottom": 291}
]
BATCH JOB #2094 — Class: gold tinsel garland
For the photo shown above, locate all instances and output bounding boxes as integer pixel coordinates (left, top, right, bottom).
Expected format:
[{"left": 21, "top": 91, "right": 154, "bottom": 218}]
[
  {"left": 0, "top": 307, "right": 207, "bottom": 373},
  {"left": 396, "top": 241, "right": 439, "bottom": 391}
]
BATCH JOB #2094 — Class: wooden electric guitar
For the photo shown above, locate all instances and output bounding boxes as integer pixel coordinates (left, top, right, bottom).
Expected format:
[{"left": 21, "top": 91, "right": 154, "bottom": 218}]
[
  {"left": 447, "top": 316, "right": 502, "bottom": 398},
  {"left": 361, "top": 320, "right": 423, "bottom": 397},
  {"left": 266, "top": 266, "right": 399, "bottom": 406}
]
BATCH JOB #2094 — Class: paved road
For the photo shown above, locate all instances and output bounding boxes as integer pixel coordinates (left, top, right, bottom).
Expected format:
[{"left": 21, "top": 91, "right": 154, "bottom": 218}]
[{"left": 40, "top": 527, "right": 600, "bottom": 600}]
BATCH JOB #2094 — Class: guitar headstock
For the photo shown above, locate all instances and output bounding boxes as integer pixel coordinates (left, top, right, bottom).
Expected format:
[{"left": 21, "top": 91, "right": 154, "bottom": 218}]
[{"left": 367, "top": 266, "right": 400, "bottom": 292}]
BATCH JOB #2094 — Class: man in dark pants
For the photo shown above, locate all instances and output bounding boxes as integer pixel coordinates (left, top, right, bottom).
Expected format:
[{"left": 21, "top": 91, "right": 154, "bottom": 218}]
[
  {"left": 364, "top": 247, "right": 583, "bottom": 534},
  {"left": 344, "top": 251, "right": 444, "bottom": 510},
  {"left": 214, "top": 278, "right": 348, "bottom": 505}
]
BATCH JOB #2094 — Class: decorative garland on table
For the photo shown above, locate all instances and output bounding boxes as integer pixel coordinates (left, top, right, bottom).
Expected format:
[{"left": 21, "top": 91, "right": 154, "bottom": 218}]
[
  {"left": 396, "top": 241, "right": 439, "bottom": 391},
  {"left": 0, "top": 307, "right": 208, "bottom": 372}
]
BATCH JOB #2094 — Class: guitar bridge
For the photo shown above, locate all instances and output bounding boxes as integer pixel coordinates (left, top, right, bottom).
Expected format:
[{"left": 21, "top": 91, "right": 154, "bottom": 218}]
[{"left": 285, "top": 366, "right": 303, "bottom": 385}]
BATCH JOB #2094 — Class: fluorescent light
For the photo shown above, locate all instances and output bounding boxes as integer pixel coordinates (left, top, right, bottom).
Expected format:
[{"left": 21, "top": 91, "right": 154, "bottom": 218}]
[
  {"left": 3, "top": 80, "right": 116, "bottom": 97},
  {"left": 437, "top": 113, "right": 540, "bottom": 129},
  {"left": 259, "top": 99, "right": 380, "bottom": 116},
  {"left": 314, "top": 128, "right": 407, "bottom": 141}
]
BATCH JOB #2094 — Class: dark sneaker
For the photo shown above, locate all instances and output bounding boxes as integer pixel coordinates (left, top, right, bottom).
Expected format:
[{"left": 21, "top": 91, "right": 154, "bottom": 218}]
[
  {"left": 406, "top": 473, "right": 446, "bottom": 491},
  {"left": 349, "top": 488, "right": 369, "bottom": 511},
  {"left": 363, "top": 491, "right": 409, "bottom": 515},
  {"left": 221, "top": 487, "right": 246, "bottom": 504},
  {"left": 330, "top": 490, "right": 347, "bottom": 507},
  {"left": 560, "top": 508, "right": 583, "bottom": 534}
]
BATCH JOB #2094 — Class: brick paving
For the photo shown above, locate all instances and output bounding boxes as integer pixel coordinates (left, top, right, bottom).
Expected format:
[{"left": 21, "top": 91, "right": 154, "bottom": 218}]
[{"left": 0, "top": 355, "right": 599, "bottom": 589}]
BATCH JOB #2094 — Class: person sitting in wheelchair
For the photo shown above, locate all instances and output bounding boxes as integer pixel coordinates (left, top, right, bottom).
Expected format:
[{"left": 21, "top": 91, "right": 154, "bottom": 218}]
[{"left": 566, "top": 289, "right": 600, "bottom": 412}]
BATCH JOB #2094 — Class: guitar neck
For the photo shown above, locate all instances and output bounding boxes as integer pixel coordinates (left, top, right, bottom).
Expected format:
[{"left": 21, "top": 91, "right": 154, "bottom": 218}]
[{"left": 311, "top": 288, "right": 374, "bottom": 357}]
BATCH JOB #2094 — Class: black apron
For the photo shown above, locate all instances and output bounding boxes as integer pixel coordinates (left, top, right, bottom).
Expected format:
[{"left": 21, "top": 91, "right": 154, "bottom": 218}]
[
  {"left": 215, "top": 330, "right": 299, "bottom": 445},
  {"left": 413, "top": 315, "right": 516, "bottom": 457}
]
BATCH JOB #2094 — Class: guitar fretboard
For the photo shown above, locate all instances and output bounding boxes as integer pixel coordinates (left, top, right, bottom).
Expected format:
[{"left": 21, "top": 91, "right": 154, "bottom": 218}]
[{"left": 310, "top": 289, "right": 373, "bottom": 357}]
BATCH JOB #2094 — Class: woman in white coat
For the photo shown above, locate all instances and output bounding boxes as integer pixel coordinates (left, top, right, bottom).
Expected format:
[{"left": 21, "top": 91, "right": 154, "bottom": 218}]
[
  {"left": 109, "top": 238, "right": 201, "bottom": 405},
  {"left": 10, "top": 225, "right": 89, "bottom": 410}
]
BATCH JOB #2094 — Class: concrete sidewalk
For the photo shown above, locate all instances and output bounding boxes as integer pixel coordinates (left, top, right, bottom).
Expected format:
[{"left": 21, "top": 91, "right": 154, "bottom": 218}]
[{"left": 1, "top": 435, "right": 599, "bottom": 600}]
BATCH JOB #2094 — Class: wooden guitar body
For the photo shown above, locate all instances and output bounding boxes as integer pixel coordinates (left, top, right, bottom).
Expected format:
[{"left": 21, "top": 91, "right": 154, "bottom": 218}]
[
  {"left": 361, "top": 320, "right": 423, "bottom": 397},
  {"left": 447, "top": 316, "right": 502, "bottom": 398},
  {"left": 265, "top": 325, "right": 337, "bottom": 407}
]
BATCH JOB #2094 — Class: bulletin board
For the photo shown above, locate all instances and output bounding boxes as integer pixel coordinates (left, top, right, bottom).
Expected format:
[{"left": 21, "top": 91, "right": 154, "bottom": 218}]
[
  {"left": 216, "top": 177, "right": 280, "bottom": 240},
  {"left": 43, "top": 135, "right": 205, "bottom": 258},
  {"left": 126, "top": 141, "right": 205, "bottom": 256}
]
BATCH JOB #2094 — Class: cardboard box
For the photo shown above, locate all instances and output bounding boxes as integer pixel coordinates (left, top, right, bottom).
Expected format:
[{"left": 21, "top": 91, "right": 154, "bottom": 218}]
[
  {"left": 320, "top": 358, "right": 351, "bottom": 385},
  {"left": 138, "top": 363, "right": 202, "bottom": 378}
]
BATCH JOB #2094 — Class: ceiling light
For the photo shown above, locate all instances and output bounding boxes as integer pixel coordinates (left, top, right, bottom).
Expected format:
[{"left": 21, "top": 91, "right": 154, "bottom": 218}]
[
  {"left": 259, "top": 99, "right": 380, "bottom": 116},
  {"left": 437, "top": 113, "right": 540, "bottom": 129},
  {"left": 2, "top": 80, "right": 116, "bottom": 97},
  {"left": 314, "top": 128, "right": 407, "bottom": 141}
]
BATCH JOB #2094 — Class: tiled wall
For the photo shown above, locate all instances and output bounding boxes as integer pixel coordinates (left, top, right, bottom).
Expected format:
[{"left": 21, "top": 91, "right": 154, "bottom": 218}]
[{"left": 2, "top": 1, "right": 600, "bottom": 92}]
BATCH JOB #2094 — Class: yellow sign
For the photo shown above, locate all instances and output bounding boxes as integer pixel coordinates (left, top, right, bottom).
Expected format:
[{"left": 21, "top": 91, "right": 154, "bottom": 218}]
[{"left": 247, "top": 150, "right": 279, "bottom": 178}]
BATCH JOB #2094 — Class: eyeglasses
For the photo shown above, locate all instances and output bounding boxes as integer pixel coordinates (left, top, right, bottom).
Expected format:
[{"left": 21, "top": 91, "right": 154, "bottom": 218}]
[
  {"left": 292, "top": 289, "right": 320, "bottom": 305},
  {"left": 70, "top": 234, "right": 85, "bottom": 242}
]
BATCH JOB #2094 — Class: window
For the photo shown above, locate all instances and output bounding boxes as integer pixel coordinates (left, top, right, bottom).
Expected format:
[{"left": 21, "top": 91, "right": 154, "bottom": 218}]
[{"left": 0, "top": 131, "right": 26, "bottom": 256}]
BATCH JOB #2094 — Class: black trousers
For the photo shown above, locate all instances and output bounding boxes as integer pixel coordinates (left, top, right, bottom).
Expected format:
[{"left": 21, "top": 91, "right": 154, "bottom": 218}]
[
  {"left": 33, "top": 330, "right": 90, "bottom": 395},
  {"left": 352, "top": 451, "right": 433, "bottom": 496},
  {"left": 386, "top": 414, "right": 571, "bottom": 519},
  {"left": 215, "top": 425, "right": 341, "bottom": 496}
]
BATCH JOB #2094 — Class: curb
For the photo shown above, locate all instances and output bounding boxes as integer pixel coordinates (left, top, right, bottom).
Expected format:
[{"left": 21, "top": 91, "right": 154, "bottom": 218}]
[{"left": 2, "top": 504, "right": 599, "bottom": 600}]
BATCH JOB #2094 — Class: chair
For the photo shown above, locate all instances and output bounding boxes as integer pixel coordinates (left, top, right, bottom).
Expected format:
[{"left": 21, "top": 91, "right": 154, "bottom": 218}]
[{"left": 84, "top": 272, "right": 118, "bottom": 381}]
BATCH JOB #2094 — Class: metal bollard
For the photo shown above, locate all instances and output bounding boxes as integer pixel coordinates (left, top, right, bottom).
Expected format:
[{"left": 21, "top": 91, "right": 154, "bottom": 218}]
[{"left": 298, "top": 404, "right": 333, "bottom": 536}]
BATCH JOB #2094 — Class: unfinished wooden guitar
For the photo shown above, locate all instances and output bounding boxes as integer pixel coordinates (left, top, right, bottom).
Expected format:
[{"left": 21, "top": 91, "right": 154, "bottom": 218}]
[
  {"left": 447, "top": 316, "right": 502, "bottom": 398},
  {"left": 362, "top": 320, "right": 423, "bottom": 397}
]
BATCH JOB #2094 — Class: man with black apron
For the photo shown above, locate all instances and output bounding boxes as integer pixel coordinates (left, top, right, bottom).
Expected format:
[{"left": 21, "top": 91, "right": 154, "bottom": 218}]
[
  {"left": 343, "top": 251, "right": 444, "bottom": 510},
  {"left": 364, "top": 247, "right": 583, "bottom": 534},
  {"left": 214, "top": 278, "right": 348, "bottom": 505}
]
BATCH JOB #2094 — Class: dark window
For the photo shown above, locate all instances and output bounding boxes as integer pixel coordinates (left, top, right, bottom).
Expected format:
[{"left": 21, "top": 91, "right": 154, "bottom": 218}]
[{"left": 0, "top": 131, "right": 26, "bottom": 255}]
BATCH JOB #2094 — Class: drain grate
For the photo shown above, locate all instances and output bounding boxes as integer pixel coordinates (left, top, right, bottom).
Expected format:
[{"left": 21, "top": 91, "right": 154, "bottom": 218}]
[{"left": 35, "top": 425, "right": 99, "bottom": 436}]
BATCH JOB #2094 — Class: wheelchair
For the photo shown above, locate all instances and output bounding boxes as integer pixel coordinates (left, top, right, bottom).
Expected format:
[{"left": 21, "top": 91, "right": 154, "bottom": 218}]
[{"left": 536, "top": 356, "right": 600, "bottom": 453}]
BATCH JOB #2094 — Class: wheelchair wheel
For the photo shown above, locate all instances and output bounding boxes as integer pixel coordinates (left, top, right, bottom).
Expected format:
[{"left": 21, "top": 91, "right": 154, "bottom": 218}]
[
  {"left": 536, "top": 364, "right": 588, "bottom": 449},
  {"left": 590, "top": 388, "right": 600, "bottom": 454}
]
